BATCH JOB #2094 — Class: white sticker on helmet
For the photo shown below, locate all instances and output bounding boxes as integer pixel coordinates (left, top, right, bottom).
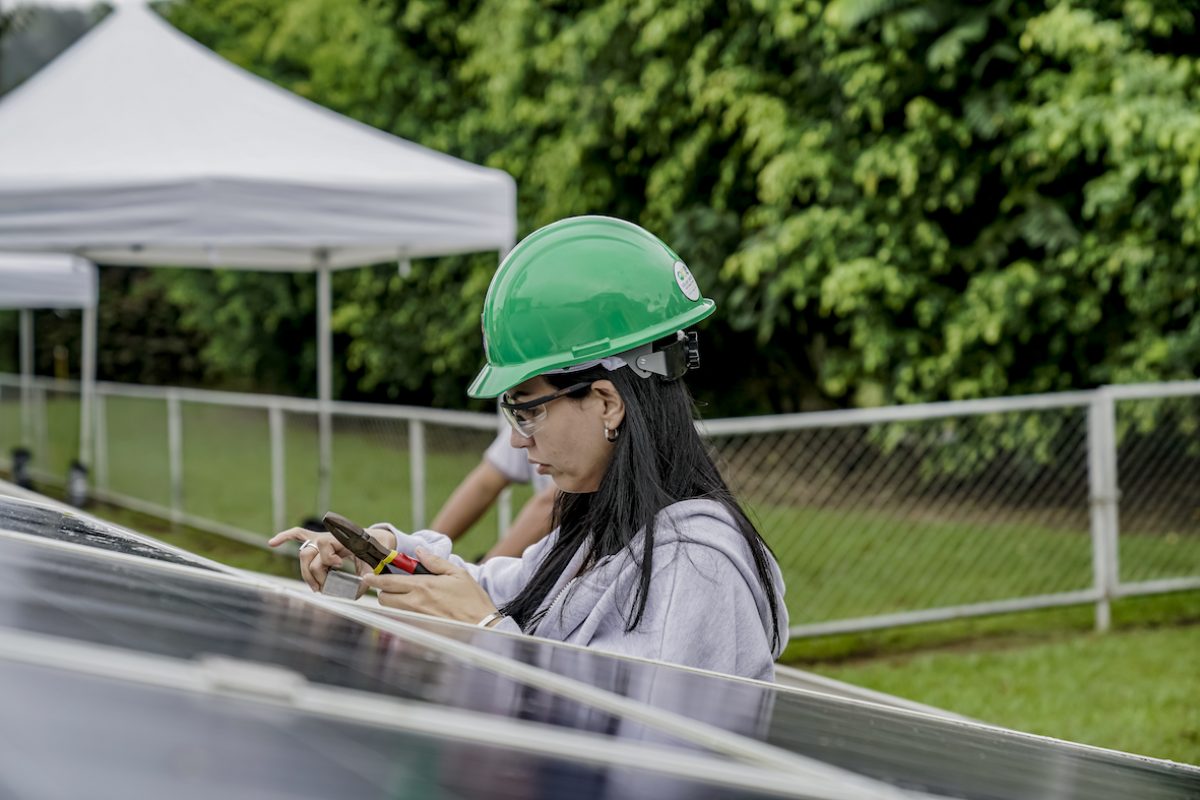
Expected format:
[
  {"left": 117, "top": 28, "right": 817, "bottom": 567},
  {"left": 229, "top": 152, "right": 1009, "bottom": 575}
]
[{"left": 673, "top": 260, "right": 700, "bottom": 301}]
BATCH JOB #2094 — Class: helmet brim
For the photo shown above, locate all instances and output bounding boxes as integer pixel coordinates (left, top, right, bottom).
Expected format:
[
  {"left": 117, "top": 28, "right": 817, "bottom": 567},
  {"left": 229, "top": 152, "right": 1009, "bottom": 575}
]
[{"left": 468, "top": 362, "right": 538, "bottom": 399}]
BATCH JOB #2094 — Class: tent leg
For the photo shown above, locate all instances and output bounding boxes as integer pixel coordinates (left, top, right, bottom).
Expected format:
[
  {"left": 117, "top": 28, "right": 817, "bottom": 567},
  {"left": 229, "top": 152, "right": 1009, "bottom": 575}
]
[
  {"left": 69, "top": 305, "right": 98, "bottom": 506},
  {"left": 19, "top": 309, "right": 33, "bottom": 449},
  {"left": 317, "top": 261, "right": 332, "bottom": 514},
  {"left": 79, "top": 305, "right": 96, "bottom": 466}
]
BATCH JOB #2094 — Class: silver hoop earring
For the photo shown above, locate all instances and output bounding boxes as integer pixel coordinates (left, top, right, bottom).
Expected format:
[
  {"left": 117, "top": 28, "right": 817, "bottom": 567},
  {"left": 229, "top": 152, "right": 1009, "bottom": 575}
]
[{"left": 604, "top": 423, "right": 620, "bottom": 443}]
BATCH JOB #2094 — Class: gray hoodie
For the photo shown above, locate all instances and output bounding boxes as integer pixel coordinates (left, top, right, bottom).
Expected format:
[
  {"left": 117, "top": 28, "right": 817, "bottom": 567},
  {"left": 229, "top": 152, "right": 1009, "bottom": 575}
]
[{"left": 380, "top": 499, "right": 789, "bottom": 682}]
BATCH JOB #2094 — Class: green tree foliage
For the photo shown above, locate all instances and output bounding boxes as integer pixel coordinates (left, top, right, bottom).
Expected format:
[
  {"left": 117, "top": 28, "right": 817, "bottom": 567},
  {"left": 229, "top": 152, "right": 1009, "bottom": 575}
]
[
  {"left": 0, "top": 268, "right": 210, "bottom": 385},
  {"left": 145, "top": 0, "right": 1200, "bottom": 413},
  {"left": 0, "top": 5, "right": 101, "bottom": 96},
  {"left": 0, "top": 2, "right": 29, "bottom": 92},
  {"left": 155, "top": 270, "right": 321, "bottom": 395}
]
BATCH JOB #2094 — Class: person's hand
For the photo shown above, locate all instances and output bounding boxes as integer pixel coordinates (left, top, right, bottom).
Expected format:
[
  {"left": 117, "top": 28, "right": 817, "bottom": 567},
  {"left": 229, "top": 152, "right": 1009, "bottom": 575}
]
[
  {"left": 362, "top": 547, "right": 498, "bottom": 624},
  {"left": 267, "top": 527, "right": 366, "bottom": 592}
]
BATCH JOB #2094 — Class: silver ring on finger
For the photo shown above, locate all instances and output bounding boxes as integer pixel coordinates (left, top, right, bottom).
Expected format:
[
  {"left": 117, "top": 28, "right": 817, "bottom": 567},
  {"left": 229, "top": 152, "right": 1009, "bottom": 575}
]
[{"left": 299, "top": 539, "right": 319, "bottom": 554}]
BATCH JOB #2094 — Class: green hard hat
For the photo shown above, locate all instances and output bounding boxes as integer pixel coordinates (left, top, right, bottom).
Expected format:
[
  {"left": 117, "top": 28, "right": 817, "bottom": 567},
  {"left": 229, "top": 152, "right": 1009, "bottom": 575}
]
[{"left": 468, "top": 216, "right": 716, "bottom": 398}]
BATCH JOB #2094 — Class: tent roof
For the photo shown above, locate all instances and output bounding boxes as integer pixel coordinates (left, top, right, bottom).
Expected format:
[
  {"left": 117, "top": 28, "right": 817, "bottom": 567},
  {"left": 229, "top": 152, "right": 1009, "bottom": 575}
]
[
  {"left": 0, "top": 5, "right": 516, "bottom": 269},
  {"left": 0, "top": 252, "right": 97, "bottom": 309}
]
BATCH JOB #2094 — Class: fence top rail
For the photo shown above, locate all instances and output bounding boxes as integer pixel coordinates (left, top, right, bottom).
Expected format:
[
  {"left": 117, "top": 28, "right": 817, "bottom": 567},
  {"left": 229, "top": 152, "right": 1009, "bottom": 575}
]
[
  {"left": 0, "top": 374, "right": 497, "bottom": 429},
  {"left": 1104, "top": 379, "right": 1200, "bottom": 401},
  {"left": 328, "top": 400, "right": 497, "bottom": 430},
  {"left": 3, "top": 372, "right": 1197, "bottom": 434},
  {"left": 698, "top": 379, "right": 1199, "bottom": 434},
  {"left": 697, "top": 390, "right": 1098, "bottom": 435}
]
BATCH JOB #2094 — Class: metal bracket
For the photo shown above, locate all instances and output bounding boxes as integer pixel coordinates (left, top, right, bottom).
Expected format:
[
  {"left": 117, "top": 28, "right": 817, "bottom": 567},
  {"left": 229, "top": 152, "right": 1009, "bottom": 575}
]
[{"left": 321, "top": 569, "right": 363, "bottom": 600}]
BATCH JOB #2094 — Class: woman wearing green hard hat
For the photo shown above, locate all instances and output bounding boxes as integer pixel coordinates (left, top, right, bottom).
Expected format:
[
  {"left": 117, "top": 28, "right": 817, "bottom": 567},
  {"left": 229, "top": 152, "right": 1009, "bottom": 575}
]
[{"left": 286, "top": 216, "right": 787, "bottom": 680}]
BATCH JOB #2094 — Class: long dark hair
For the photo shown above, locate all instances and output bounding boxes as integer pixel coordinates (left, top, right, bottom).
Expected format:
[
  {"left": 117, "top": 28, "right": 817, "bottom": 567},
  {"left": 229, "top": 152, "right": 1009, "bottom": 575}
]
[{"left": 499, "top": 361, "right": 782, "bottom": 651}]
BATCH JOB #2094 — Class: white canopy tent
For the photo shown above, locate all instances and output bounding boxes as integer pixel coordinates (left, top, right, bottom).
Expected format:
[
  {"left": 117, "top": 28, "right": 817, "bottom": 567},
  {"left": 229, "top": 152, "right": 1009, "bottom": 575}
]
[
  {"left": 0, "top": 252, "right": 99, "bottom": 478},
  {"left": 0, "top": 4, "right": 517, "bottom": 511}
]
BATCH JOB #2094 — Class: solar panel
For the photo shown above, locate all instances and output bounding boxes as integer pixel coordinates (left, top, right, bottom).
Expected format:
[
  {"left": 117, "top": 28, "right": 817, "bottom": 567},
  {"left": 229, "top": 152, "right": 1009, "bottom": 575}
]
[
  {"left": 0, "top": 531, "right": 708, "bottom": 753},
  {"left": 0, "top": 493, "right": 216, "bottom": 569},
  {"left": 0, "top": 654, "right": 808, "bottom": 800},
  {"left": 359, "top": 594, "right": 1200, "bottom": 800},
  {"left": 2, "top": 494, "right": 1196, "bottom": 800},
  {"left": 0, "top": 500, "right": 905, "bottom": 800}
]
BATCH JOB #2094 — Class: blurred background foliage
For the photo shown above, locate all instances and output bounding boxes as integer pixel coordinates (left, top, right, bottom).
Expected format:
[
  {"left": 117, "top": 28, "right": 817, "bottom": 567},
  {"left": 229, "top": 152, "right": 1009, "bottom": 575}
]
[
  {"left": 0, "top": 2, "right": 99, "bottom": 95},
  {"left": 2, "top": 0, "right": 1198, "bottom": 414}
]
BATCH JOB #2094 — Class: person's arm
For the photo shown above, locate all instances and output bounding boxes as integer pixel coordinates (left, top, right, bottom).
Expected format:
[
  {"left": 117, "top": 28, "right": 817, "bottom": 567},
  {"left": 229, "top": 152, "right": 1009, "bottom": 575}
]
[
  {"left": 429, "top": 460, "right": 511, "bottom": 540},
  {"left": 483, "top": 484, "right": 557, "bottom": 560}
]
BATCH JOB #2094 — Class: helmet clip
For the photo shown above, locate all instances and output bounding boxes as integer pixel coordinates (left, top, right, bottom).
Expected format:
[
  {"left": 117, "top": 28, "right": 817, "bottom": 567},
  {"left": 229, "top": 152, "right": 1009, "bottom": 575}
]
[{"left": 630, "top": 331, "right": 700, "bottom": 381}]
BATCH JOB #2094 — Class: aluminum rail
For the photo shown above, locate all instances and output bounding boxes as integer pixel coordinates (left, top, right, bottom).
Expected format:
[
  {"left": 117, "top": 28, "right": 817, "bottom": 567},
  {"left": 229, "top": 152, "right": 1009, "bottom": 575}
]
[{"left": 697, "top": 390, "right": 1096, "bottom": 435}]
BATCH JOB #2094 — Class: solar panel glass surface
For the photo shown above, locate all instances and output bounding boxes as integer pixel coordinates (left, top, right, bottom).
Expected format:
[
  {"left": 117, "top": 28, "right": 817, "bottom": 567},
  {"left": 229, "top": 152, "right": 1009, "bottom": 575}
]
[
  {"left": 0, "top": 531, "right": 714, "bottom": 756},
  {"left": 0, "top": 496, "right": 214, "bottom": 569},
  {"left": 0, "top": 658, "right": 797, "bottom": 800},
  {"left": 385, "top": 613, "right": 1200, "bottom": 800},
  {"left": 4, "top": 496, "right": 1196, "bottom": 800}
]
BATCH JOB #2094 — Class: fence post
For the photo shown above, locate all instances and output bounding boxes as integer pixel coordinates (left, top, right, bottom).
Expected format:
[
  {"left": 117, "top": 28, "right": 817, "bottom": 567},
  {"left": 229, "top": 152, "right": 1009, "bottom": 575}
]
[
  {"left": 79, "top": 304, "right": 97, "bottom": 469},
  {"left": 269, "top": 404, "right": 286, "bottom": 534},
  {"left": 167, "top": 391, "right": 183, "bottom": 525},
  {"left": 1087, "top": 389, "right": 1120, "bottom": 632},
  {"left": 94, "top": 392, "right": 108, "bottom": 491},
  {"left": 409, "top": 419, "right": 426, "bottom": 530},
  {"left": 33, "top": 386, "right": 47, "bottom": 472}
]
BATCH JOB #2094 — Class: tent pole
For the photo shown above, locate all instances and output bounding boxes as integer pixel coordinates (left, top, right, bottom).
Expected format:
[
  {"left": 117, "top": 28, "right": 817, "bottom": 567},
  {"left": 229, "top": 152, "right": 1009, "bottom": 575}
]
[
  {"left": 19, "top": 309, "right": 33, "bottom": 448},
  {"left": 80, "top": 305, "right": 97, "bottom": 467},
  {"left": 316, "top": 256, "right": 333, "bottom": 514}
]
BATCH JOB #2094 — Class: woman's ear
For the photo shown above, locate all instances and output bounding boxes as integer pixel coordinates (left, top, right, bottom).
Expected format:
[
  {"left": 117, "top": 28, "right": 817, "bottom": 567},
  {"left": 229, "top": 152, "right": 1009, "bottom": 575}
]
[{"left": 590, "top": 380, "right": 625, "bottom": 431}]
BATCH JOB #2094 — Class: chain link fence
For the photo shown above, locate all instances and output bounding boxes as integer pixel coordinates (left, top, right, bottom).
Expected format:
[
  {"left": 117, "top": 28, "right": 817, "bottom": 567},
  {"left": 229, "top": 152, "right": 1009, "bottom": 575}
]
[
  {"left": 707, "top": 406, "right": 1096, "bottom": 628},
  {"left": 1114, "top": 391, "right": 1200, "bottom": 585},
  {"left": 1, "top": 373, "right": 1197, "bottom": 637}
]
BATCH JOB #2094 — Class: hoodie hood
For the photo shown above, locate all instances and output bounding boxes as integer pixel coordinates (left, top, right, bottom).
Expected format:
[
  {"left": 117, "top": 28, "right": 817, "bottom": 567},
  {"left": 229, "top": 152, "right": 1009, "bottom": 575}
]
[
  {"left": 526, "top": 498, "right": 790, "bottom": 676},
  {"left": 653, "top": 499, "right": 790, "bottom": 660}
]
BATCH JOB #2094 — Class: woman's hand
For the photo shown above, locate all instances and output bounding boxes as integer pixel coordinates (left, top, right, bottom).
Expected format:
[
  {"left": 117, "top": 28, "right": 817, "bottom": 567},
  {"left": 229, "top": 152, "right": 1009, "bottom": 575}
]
[
  {"left": 266, "top": 527, "right": 373, "bottom": 592},
  {"left": 362, "top": 547, "right": 498, "bottom": 624}
]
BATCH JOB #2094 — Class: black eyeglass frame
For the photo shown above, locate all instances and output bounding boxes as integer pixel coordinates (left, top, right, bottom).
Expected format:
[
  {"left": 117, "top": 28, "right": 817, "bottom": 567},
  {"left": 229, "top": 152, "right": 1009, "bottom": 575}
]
[{"left": 499, "top": 380, "right": 594, "bottom": 411}]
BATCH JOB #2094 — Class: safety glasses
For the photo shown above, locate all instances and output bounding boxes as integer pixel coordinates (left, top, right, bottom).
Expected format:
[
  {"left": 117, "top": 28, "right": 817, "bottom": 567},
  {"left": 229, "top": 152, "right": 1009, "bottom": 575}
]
[{"left": 499, "top": 381, "right": 594, "bottom": 438}]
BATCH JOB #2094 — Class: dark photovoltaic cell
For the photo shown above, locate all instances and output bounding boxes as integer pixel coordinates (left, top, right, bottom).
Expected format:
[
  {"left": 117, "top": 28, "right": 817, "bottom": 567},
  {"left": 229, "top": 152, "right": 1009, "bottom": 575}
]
[
  {"left": 0, "top": 496, "right": 214, "bottom": 569},
  {"left": 388, "top": 614, "right": 1200, "bottom": 800},
  {"left": 0, "top": 531, "right": 711, "bottom": 757},
  {"left": 0, "top": 659, "right": 789, "bottom": 800}
]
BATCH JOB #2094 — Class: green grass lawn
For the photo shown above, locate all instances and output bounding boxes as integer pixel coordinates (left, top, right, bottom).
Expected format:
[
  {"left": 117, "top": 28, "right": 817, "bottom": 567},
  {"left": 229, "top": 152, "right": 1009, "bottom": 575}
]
[
  {"left": 790, "top": 591, "right": 1200, "bottom": 765},
  {"left": 810, "top": 621, "right": 1200, "bottom": 765},
  {"left": 749, "top": 500, "right": 1097, "bottom": 621}
]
